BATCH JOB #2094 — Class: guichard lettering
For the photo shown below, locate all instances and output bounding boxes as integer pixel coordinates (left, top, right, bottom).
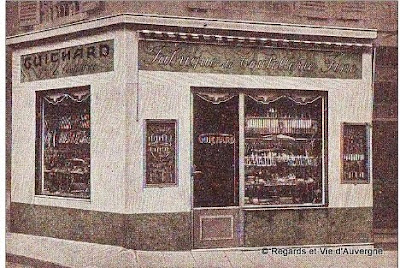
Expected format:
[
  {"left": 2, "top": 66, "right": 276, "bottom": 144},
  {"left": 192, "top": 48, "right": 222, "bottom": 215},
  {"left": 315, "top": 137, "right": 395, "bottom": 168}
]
[{"left": 22, "top": 42, "right": 112, "bottom": 71}]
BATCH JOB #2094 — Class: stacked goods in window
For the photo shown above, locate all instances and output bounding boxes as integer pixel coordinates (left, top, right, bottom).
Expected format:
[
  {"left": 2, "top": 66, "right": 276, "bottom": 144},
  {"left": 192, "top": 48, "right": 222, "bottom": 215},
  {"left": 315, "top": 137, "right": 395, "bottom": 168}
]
[
  {"left": 58, "top": 114, "right": 90, "bottom": 144},
  {"left": 246, "top": 110, "right": 319, "bottom": 136},
  {"left": 244, "top": 94, "right": 323, "bottom": 206}
]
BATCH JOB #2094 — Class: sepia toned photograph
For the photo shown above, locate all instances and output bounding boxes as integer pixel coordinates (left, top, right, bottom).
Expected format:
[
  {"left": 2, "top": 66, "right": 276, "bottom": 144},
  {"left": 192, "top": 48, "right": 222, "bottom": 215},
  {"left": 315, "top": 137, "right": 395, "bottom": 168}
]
[{"left": 5, "top": 1, "right": 398, "bottom": 267}]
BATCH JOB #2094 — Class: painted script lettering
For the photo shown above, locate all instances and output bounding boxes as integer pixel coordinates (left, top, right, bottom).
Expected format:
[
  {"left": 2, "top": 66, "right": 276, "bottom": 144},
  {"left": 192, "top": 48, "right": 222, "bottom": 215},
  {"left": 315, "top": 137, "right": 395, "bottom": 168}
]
[
  {"left": 151, "top": 47, "right": 219, "bottom": 69},
  {"left": 139, "top": 40, "right": 362, "bottom": 79}
]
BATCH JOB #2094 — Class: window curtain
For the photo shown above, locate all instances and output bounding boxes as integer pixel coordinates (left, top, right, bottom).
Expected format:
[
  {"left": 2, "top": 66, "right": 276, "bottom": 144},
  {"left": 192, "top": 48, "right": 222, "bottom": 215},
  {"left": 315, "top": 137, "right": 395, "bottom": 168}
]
[
  {"left": 195, "top": 92, "right": 238, "bottom": 105},
  {"left": 44, "top": 90, "right": 90, "bottom": 105},
  {"left": 246, "top": 92, "right": 322, "bottom": 105}
]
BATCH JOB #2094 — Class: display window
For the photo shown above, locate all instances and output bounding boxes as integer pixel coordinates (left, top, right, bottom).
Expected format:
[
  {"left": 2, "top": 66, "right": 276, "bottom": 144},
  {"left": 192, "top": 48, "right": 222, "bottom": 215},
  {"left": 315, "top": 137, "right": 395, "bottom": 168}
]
[
  {"left": 35, "top": 87, "right": 90, "bottom": 199},
  {"left": 193, "top": 89, "right": 327, "bottom": 208},
  {"left": 244, "top": 91, "right": 326, "bottom": 206}
]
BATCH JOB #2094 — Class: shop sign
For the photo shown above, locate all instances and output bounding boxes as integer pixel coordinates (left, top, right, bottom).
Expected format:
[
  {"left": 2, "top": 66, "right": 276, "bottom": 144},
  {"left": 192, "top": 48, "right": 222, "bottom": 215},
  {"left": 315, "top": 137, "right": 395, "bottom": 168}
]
[
  {"left": 21, "top": 40, "right": 114, "bottom": 82},
  {"left": 198, "top": 133, "right": 235, "bottom": 145},
  {"left": 341, "top": 123, "right": 370, "bottom": 184},
  {"left": 145, "top": 119, "right": 177, "bottom": 186},
  {"left": 138, "top": 40, "right": 362, "bottom": 79}
]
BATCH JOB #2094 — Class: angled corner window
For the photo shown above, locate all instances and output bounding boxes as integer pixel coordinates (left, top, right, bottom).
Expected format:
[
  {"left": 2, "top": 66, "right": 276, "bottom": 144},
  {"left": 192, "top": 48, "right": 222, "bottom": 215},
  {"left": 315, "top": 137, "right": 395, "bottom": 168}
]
[{"left": 35, "top": 86, "right": 91, "bottom": 199}]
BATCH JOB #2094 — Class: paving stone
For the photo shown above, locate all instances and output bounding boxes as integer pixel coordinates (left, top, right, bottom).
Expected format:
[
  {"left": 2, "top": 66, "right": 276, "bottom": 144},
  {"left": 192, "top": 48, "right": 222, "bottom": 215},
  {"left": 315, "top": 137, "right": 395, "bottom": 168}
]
[
  {"left": 191, "top": 251, "right": 232, "bottom": 268},
  {"left": 163, "top": 252, "right": 195, "bottom": 268},
  {"left": 241, "top": 250, "right": 278, "bottom": 267},
  {"left": 6, "top": 233, "right": 75, "bottom": 267},
  {"left": 6, "top": 233, "right": 399, "bottom": 268},
  {"left": 136, "top": 251, "right": 166, "bottom": 268},
  {"left": 224, "top": 250, "right": 262, "bottom": 268}
]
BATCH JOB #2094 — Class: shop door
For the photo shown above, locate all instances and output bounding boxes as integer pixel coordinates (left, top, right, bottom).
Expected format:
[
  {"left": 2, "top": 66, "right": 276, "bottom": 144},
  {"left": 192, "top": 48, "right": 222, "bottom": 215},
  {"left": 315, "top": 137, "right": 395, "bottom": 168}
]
[{"left": 192, "top": 92, "right": 240, "bottom": 248}]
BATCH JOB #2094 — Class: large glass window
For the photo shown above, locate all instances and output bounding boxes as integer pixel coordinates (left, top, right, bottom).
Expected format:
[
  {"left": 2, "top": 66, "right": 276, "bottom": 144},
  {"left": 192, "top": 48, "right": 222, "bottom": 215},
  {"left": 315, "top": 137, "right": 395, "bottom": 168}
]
[
  {"left": 244, "top": 91, "right": 326, "bottom": 206},
  {"left": 36, "top": 87, "right": 90, "bottom": 199}
]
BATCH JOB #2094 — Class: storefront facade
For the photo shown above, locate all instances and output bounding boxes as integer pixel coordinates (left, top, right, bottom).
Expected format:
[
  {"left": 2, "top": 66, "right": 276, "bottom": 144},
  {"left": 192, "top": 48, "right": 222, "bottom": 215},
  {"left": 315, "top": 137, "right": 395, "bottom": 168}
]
[{"left": 8, "top": 14, "right": 376, "bottom": 250}]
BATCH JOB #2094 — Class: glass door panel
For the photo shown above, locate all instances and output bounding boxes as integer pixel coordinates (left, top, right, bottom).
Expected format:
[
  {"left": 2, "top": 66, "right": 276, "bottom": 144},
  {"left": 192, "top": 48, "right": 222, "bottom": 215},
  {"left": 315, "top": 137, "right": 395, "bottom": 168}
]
[{"left": 193, "top": 92, "right": 239, "bottom": 207}]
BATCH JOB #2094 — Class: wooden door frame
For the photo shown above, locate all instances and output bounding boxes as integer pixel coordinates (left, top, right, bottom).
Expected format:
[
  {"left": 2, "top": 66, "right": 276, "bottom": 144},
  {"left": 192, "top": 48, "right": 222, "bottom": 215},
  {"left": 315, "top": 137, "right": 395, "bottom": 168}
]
[{"left": 190, "top": 88, "right": 243, "bottom": 249}]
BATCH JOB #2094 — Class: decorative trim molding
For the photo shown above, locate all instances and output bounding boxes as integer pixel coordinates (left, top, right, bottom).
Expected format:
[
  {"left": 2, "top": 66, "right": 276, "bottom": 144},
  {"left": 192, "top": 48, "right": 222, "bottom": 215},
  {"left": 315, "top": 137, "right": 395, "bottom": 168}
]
[{"left": 6, "top": 13, "right": 377, "bottom": 46}]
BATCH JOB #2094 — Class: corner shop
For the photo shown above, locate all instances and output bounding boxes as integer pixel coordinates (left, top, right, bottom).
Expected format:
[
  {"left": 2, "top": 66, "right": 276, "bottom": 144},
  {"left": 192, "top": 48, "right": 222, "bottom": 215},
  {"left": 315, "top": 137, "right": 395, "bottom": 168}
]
[{"left": 8, "top": 14, "right": 376, "bottom": 250}]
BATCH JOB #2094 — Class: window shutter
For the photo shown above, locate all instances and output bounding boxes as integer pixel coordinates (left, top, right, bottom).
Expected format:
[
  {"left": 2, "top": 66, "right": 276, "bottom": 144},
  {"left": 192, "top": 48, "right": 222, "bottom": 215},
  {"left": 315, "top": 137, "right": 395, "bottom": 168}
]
[
  {"left": 338, "top": 2, "right": 365, "bottom": 20},
  {"left": 295, "top": 1, "right": 328, "bottom": 19},
  {"left": 270, "top": 2, "right": 293, "bottom": 13},
  {"left": 18, "top": 1, "right": 40, "bottom": 27},
  {"left": 80, "top": 1, "right": 101, "bottom": 13}
]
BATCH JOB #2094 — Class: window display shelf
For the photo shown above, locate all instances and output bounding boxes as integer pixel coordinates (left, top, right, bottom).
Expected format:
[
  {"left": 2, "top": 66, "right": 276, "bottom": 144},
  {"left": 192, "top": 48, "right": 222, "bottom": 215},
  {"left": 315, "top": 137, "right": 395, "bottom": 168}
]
[
  {"left": 244, "top": 153, "right": 319, "bottom": 167},
  {"left": 245, "top": 116, "right": 319, "bottom": 135}
]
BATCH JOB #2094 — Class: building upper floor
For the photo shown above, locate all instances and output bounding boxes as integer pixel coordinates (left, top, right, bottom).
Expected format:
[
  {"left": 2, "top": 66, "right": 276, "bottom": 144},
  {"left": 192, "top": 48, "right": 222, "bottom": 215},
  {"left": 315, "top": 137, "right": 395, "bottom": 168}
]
[{"left": 6, "top": 1, "right": 398, "bottom": 47}]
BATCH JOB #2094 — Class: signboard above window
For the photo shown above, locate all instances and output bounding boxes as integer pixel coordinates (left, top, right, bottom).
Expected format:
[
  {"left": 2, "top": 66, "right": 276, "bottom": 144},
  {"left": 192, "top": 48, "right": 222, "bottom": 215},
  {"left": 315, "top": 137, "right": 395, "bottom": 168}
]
[
  {"left": 20, "top": 40, "right": 114, "bottom": 82},
  {"left": 138, "top": 40, "right": 363, "bottom": 79}
]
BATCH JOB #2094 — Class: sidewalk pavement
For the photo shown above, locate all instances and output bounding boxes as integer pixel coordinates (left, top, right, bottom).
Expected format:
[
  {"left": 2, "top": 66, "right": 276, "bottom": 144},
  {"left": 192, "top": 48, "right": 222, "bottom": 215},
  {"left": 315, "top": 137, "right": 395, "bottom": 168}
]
[{"left": 6, "top": 233, "right": 398, "bottom": 268}]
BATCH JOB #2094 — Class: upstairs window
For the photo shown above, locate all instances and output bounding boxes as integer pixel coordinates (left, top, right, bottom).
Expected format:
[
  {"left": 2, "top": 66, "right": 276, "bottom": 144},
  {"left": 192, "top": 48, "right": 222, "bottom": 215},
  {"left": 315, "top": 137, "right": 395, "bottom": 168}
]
[{"left": 18, "top": 1, "right": 102, "bottom": 30}]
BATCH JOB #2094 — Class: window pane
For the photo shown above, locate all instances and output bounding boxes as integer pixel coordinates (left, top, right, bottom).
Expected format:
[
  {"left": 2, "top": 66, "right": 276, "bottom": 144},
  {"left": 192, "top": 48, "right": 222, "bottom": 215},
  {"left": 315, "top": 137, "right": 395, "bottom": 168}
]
[
  {"left": 244, "top": 92, "right": 324, "bottom": 206},
  {"left": 36, "top": 88, "right": 90, "bottom": 199}
]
